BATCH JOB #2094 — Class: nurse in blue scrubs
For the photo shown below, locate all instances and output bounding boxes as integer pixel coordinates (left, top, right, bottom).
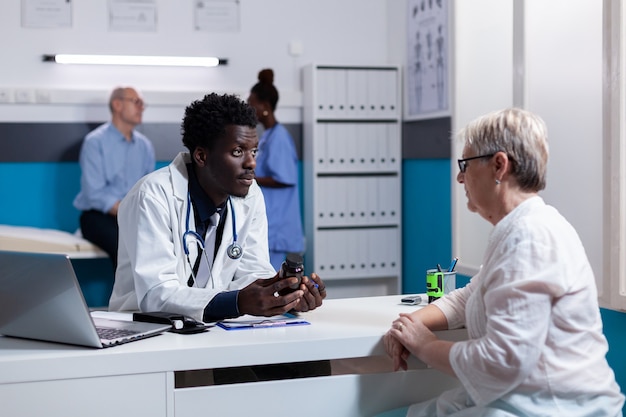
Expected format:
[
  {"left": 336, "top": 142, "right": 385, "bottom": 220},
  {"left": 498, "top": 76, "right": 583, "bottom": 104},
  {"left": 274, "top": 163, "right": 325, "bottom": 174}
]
[{"left": 248, "top": 68, "right": 305, "bottom": 270}]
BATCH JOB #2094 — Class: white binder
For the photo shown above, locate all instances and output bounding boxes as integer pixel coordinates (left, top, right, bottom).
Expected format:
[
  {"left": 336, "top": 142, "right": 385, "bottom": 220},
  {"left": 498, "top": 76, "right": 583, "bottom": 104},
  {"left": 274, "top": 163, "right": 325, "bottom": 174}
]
[
  {"left": 387, "top": 123, "right": 401, "bottom": 171},
  {"left": 315, "top": 123, "right": 328, "bottom": 172}
]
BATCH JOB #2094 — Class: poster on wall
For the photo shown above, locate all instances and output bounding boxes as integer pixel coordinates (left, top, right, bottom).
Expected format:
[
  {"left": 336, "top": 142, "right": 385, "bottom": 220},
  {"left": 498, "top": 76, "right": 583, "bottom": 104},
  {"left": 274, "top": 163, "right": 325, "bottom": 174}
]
[
  {"left": 194, "top": 0, "right": 240, "bottom": 32},
  {"left": 108, "top": 0, "right": 157, "bottom": 32},
  {"left": 21, "top": 0, "right": 72, "bottom": 28},
  {"left": 405, "top": 0, "right": 449, "bottom": 120}
]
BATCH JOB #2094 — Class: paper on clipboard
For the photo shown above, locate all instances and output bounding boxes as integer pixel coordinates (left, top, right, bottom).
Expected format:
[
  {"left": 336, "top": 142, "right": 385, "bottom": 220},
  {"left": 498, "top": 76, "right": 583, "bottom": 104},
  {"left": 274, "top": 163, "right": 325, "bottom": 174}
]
[{"left": 217, "top": 313, "right": 310, "bottom": 330}]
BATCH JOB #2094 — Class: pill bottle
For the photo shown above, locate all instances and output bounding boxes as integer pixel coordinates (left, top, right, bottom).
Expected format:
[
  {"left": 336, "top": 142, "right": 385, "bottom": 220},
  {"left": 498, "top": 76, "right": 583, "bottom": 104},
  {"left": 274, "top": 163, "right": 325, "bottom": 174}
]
[{"left": 279, "top": 253, "right": 304, "bottom": 293}]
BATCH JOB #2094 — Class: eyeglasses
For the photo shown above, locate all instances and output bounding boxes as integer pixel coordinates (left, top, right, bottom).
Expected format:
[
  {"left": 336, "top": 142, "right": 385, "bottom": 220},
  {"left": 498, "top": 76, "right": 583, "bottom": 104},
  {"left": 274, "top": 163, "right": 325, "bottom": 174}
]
[
  {"left": 120, "top": 97, "right": 146, "bottom": 108},
  {"left": 457, "top": 153, "right": 496, "bottom": 173}
]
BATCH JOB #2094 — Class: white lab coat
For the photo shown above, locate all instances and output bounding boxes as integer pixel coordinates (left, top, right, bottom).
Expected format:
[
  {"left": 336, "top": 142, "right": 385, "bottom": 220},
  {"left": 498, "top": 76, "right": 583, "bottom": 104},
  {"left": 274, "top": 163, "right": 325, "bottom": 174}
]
[{"left": 109, "top": 152, "right": 275, "bottom": 321}]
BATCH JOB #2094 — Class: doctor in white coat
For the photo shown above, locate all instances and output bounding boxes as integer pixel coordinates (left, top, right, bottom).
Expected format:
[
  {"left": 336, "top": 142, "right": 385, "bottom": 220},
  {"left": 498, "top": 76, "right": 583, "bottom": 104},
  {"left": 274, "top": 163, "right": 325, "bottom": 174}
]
[{"left": 109, "top": 93, "right": 326, "bottom": 322}]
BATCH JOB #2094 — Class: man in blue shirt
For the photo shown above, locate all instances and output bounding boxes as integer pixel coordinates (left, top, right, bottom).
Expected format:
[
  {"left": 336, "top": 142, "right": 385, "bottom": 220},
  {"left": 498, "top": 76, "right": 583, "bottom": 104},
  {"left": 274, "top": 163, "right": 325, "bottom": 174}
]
[{"left": 73, "top": 87, "right": 155, "bottom": 269}]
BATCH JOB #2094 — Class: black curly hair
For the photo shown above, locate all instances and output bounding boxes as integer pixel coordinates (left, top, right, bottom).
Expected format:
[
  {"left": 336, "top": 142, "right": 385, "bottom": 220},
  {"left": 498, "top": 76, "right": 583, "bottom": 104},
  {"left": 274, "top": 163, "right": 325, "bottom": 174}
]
[
  {"left": 181, "top": 93, "right": 258, "bottom": 153},
  {"left": 250, "top": 69, "right": 279, "bottom": 111}
]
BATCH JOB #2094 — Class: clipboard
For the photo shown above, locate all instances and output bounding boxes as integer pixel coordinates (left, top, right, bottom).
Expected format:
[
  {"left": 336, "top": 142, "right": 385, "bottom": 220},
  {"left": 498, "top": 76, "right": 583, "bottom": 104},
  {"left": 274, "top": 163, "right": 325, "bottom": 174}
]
[{"left": 217, "top": 313, "right": 310, "bottom": 331}]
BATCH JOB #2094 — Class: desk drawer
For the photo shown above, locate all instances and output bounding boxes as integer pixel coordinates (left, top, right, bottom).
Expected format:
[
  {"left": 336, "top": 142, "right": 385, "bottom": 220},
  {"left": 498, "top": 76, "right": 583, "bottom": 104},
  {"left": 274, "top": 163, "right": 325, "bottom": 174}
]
[
  {"left": 2, "top": 373, "right": 168, "bottom": 417},
  {"left": 174, "top": 370, "right": 460, "bottom": 417}
]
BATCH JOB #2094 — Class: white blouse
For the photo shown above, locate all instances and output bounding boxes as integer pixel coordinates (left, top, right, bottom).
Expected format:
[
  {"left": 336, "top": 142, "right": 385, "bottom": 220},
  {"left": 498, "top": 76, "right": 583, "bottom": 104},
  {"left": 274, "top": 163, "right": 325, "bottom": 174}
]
[{"left": 433, "top": 196, "right": 624, "bottom": 416}]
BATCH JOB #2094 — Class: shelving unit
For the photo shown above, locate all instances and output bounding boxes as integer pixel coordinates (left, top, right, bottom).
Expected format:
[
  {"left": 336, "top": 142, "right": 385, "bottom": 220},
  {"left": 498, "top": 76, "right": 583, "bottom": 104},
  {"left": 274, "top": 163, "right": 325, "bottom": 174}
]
[{"left": 302, "top": 64, "right": 402, "bottom": 299}]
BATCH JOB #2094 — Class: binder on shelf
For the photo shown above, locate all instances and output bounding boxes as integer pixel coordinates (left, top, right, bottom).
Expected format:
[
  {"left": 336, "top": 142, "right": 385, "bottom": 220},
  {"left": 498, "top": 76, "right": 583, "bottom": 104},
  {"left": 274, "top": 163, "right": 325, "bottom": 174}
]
[
  {"left": 316, "top": 70, "right": 331, "bottom": 118},
  {"left": 357, "top": 229, "right": 369, "bottom": 276},
  {"left": 346, "top": 70, "right": 361, "bottom": 119},
  {"left": 315, "top": 123, "right": 328, "bottom": 172},
  {"left": 325, "top": 123, "right": 339, "bottom": 171},
  {"left": 333, "top": 69, "right": 348, "bottom": 118},
  {"left": 384, "top": 228, "right": 401, "bottom": 275},
  {"left": 344, "top": 177, "right": 358, "bottom": 227},
  {"left": 315, "top": 178, "right": 329, "bottom": 227},
  {"left": 353, "top": 123, "right": 369, "bottom": 172},
  {"left": 361, "top": 124, "right": 375, "bottom": 172},
  {"left": 314, "top": 230, "right": 329, "bottom": 274},
  {"left": 322, "top": 230, "right": 338, "bottom": 277},
  {"left": 346, "top": 228, "right": 360, "bottom": 275},
  {"left": 366, "top": 177, "right": 379, "bottom": 225},
  {"left": 344, "top": 123, "right": 358, "bottom": 173},
  {"left": 387, "top": 123, "right": 401, "bottom": 171},
  {"left": 355, "top": 176, "right": 370, "bottom": 226},
  {"left": 355, "top": 69, "right": 370, "bottom": 118},
  {"left": 382, "top": 69, "right": 398, "bottom": 118},
  {"left": 366, "top": 70, "right": 380, "bottom": 117},
  {"left": 334, "top": 123, "right": 350, "bottom": 173}
]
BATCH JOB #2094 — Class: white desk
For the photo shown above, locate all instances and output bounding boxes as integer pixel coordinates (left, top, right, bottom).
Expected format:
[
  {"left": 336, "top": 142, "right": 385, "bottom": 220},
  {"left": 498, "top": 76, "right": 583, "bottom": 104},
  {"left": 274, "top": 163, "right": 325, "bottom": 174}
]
[{"left": 0, "top": 295, "right": 467, "bottom": 417}]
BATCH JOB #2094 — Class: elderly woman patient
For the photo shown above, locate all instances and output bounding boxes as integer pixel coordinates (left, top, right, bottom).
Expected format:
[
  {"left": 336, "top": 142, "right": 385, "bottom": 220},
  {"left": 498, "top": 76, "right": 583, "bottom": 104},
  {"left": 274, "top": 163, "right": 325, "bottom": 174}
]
[{"left": 381, "top": 108, "right": 625, "bottom": 417}]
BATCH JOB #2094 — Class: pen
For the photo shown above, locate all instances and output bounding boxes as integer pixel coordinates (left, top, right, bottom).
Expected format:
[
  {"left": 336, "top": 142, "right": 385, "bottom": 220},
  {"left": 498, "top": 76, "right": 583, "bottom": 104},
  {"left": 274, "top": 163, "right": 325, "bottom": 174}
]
[
  {"left": 447, "top": 257, "right": 458, "bottom": 272},
  {"left": 252, "top": 321, "right": 287, "bottom": 327},
  {"left": 436, "top": 264, "right": 442, "bottom": 272}
]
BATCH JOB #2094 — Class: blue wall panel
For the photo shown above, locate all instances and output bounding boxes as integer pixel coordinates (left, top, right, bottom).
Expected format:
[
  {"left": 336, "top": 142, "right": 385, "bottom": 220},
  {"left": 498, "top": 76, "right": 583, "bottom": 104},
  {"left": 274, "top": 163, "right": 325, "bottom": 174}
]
[
  {"left": 0, "top": 162, "right": 81, "bottom": 232},
  {"left": 601, "top": 308, "right": 626, "bottom": 405},
  {"left": 402, "top": 159, "right": 452, "bottom": 294},
  {"left": 0, "top": 161, "right": 171, "bottom": 232}
]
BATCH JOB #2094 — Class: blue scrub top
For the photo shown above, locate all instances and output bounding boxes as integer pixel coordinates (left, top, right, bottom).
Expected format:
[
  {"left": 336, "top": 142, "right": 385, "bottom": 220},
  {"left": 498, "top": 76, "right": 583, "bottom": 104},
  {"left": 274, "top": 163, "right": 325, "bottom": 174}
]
[{"left": 255, "top": 123, "right": 304, "bottom": 253}]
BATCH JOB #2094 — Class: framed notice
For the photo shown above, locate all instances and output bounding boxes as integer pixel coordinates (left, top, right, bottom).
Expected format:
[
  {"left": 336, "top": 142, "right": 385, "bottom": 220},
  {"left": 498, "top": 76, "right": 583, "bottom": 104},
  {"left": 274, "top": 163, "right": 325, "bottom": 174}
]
[
  {"left": 108, "top": 0, "right": 157, "bottom": 32},
  {"left": 21, "top": 0, "right": 72, "bottom": 28},
  {"left": 405, "top": 0, "right": 450, "bottom": 120},
  {"left": 194, "top": 0, "right": 240, "bottom": 32}
]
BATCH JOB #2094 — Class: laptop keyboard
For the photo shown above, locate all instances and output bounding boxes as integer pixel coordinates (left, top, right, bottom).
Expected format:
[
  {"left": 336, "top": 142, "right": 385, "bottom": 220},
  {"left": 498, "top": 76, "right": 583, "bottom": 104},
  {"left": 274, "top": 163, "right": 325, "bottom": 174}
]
[{"left": 96, "top": 326, "right": 140, "bottom": 340}]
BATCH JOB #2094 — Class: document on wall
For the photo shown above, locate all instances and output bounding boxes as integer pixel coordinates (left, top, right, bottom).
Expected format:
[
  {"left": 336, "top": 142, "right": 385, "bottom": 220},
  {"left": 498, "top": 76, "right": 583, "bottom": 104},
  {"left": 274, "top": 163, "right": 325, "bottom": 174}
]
[
  {"left": 194, "top": 0, "right": 240, "bottom": 33},
  {"left": 108, "top": 0, "right": 157, "bottom": 32},
  {"left": 21, "top": 0, "right": 72, "bottom": 28},
  {"left": 405, "top": 0, "right": 449, "bottom": 120}
]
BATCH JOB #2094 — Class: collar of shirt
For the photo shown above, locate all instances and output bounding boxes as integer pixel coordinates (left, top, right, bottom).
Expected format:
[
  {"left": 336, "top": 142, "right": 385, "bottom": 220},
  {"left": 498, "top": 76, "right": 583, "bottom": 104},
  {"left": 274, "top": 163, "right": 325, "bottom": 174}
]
[
  {"left": 106, "top": 122, "right": 137, "bottom": 143},
  {"left": 186, "top": 163, "right": 226, "bottom": 236}
]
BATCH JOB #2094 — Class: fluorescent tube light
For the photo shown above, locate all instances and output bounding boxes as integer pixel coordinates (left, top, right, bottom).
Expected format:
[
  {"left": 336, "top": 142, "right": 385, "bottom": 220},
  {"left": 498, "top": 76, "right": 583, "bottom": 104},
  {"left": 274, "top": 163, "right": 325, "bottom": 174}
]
[{"left": 42, "top": 54, "right": 227, "bottom": 67}]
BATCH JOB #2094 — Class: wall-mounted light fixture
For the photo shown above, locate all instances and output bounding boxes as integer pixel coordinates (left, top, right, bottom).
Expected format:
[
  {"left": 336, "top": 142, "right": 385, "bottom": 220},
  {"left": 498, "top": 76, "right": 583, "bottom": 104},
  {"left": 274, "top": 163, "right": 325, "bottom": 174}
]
[{"left": 42, "top": 54, "right": 227, "bottom": 67}]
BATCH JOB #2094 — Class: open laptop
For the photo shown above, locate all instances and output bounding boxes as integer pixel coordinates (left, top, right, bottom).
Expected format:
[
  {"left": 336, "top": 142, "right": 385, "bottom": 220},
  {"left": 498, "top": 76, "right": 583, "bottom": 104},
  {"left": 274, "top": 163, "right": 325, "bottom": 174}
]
[{"left": 0, "top": 250, "right": 171, "bottom": 348}]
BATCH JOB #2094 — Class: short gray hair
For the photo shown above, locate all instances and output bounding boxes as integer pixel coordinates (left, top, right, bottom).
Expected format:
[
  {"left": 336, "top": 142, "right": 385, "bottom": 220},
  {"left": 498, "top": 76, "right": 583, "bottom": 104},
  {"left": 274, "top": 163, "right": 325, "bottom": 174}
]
[
  {"left": 108, "top": 87, "right": 128, "bottom": 113},
  {"left": 457, "top": 108, "right": 549, "bottom": 192}
]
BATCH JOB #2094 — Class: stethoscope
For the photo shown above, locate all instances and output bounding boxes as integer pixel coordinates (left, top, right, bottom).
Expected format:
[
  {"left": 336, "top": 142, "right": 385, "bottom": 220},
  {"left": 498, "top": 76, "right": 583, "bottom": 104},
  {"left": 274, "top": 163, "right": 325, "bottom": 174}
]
[{"left": 182, "top": 192, "right": 243, "bottom": 287}]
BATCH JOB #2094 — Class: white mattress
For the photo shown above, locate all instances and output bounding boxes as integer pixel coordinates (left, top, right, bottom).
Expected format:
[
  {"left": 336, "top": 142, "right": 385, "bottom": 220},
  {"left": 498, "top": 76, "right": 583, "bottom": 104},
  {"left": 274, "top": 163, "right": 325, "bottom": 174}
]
[{"left": 0, "top": 225, "right": 107, "bottom": 258}]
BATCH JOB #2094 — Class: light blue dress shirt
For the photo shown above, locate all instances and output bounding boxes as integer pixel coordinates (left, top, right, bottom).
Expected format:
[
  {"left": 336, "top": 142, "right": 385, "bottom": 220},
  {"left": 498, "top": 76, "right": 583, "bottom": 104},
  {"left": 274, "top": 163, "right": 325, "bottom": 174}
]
[{"left": 73, "top": 122, "right": 155, "bottom": 213}]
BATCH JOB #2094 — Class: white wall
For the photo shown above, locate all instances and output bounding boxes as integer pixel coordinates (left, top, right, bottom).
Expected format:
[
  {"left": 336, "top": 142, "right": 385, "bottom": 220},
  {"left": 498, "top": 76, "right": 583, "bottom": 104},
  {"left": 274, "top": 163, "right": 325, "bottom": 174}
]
[
  {"left": 452, "top": 0, "right": 515, "bottom": 275},
  {"left": 524, "top": 0, "right": 604, "bottom": 296},
  {"left": 452, "top": 1, "right": 609, "bottom": 304},
  {"left": 0, "top": 0, "right": 394, "bottom": 123}
]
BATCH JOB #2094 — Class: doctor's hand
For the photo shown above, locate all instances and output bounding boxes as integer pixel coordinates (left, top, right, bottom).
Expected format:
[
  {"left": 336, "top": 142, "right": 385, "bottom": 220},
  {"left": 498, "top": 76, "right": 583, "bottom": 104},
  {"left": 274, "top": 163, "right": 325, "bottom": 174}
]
[
  {"left": 237, "top": 275, "right": 304, "bottom": 317},
  {"left": 292, "top": 273, "right": 326, "bottom": 313}
]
